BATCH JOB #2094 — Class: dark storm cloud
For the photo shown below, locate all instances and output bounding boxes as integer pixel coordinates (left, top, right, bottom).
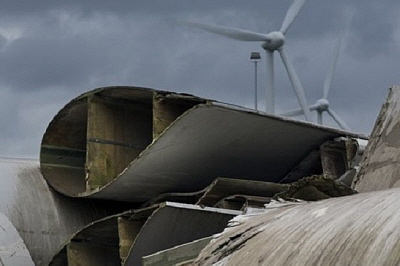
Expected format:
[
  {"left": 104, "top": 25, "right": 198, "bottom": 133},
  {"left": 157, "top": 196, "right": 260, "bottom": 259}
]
[
  {"left": 1, "top": 0, "right": 400, "bottom": 158},
  {"left": 0, "top": 0, "right": 291, "bottom": 15},
  {"left": 348, "top": 1, "right": 400, "bottom": 59},
  {"left": 0, "top": 35, "right": 106, "bottom": 90},
  {"left": 0, "top": 11, "right": 159, "bottom": 92},
  {"left": 0, "top": 34, "right": 6, "bottom": 49}
]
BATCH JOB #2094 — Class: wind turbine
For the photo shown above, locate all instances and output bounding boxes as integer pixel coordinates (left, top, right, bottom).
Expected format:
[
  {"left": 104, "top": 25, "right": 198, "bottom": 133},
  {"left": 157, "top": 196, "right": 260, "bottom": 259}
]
[
  {"left": 177, "top": 0, "right": 312, "bottom": 121},
  {"left": 279, "top": 30, "right": 350, "bottom": 130}
]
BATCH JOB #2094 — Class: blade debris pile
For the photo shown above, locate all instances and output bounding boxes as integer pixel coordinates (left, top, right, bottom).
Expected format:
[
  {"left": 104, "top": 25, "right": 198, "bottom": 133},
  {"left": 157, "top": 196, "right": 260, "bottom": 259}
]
[
  {"left": 29, "top": 85, "right": 368, "bottom": 265},
  {"left": 4, "top": 81, "right": 389, "bottom": 266}
]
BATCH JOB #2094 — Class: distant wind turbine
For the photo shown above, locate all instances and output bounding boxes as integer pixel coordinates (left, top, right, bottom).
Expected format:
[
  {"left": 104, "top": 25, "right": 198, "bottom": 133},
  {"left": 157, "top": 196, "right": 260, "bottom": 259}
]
[
  {"left": 177, "top": 0, "right": 312, "bottom": 121},
  {"left": 280, "top": 30, "right": 350, "bottom": 130}
]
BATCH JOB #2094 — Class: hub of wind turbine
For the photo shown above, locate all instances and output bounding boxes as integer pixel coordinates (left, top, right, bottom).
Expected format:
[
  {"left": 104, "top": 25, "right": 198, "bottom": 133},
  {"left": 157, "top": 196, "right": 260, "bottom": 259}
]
[
  {"left": 262, "top": 32, "right": 285, "bottom": 52},
  {"left": 176, "top": 0, "right": 312, "bottom": 121},
  {"left": 279, "top": 27, "right": 350, "bottom": 131},
  {"left": 314, "top": 98, "right": 329, "bottom": 112}
]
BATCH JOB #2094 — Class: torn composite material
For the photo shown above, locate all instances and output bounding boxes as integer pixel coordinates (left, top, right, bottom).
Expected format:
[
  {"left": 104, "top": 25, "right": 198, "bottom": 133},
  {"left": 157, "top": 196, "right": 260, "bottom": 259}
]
[
  {"left": 193, "top": 187, "right": 400, "bottom": 266},
  {"left": 353, "top": 86, "right": 400, "bottom": 192},
  {"left": 49, "top": 202, "right": 240, "bottom": 266},
  {"left": 40, "top": 86, "right": 366, "bottom": 202},
  {"left": 142, "top": 237, "right": 212, "bottom": 266},
  {"left": 195, "top": 177, "right": 288, "bottom": 207},
  {"left": 141, "top": 177, "right": 288, "bottom": 208},
  {"left": 144, "top": 173, "right": 356, "bottom": 211},
  {"left": 0, "top": 158, "right": 124, "bottom": 266},
  {"left": 0, "top": 211, "right": 34, "bottom": 266}
]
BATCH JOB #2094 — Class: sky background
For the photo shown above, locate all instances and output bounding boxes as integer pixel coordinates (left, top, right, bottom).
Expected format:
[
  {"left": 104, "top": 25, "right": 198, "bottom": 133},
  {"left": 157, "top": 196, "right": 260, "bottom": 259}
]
[{"left": 0, "top": 0, "right": 398, "bottom": 158}]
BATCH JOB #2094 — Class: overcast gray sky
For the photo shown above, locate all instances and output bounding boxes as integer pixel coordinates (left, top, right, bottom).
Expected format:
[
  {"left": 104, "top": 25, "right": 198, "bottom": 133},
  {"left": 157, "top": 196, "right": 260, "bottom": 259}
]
[{"left": 0, "top": 0, "right": 398, "bottom": 158}]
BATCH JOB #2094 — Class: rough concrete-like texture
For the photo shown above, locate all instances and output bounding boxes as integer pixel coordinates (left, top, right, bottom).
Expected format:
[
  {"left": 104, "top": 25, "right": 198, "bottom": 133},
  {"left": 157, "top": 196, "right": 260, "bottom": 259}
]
[
  {"left": 353, "top": 86, "right": 400, "bottom": 192},
  {"left": 193, "top": 187, "right": 400, "bottom": 266},
  {"left": 274, "top": 174, "right": 357, "bottom": 201}
]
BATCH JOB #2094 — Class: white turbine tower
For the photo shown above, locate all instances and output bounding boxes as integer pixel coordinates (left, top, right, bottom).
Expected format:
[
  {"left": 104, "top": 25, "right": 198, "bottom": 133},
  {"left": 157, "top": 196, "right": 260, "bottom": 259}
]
[
  {"left": 178, "top": 0, "right": 312, "bottom": 121},
  {"left": 280, "top": 30, "right": 350, "bottom": 130}
]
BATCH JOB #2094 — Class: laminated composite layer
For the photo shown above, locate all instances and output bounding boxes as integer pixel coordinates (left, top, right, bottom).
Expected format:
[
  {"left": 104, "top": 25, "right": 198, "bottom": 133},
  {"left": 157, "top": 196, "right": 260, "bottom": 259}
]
[
  {"left": 193, "top": 187, "right": 400, "bottom": 266},
  {"left": 354, "top": 86, "right": 400, "bottom": 192},
  {"left": 0, "top": 158, "right": 121, "bottom": 266},
  {"left": 49, "top": 202, "right": 240, "bottom": 266},
  {"left": 40, "top": 86, "right": 366, "bottom": 202}
]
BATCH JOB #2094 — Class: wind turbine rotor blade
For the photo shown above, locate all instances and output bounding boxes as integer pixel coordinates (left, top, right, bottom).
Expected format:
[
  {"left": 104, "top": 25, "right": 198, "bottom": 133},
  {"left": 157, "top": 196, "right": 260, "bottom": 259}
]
[
  {"left": 327, "top": 108, "right": 350, "bottom": 130},
  {"left": 280, "top": 102, "right": 318, "bottom": 116},
  {"left": 278, "top": 48, "right": 312, "bottom": 121},
  {"left": 177, "top": 21, "right": 271, "bottom": 41},
  {"left": 309, "top": 103, "right": 320, "bottom": 111},
  {"left": 323, "top": 30, "right": 343, "bottom": 99},
  {"left": 280, "top": 0, "right": 308, "bottom": 34},
  {"left": 279, "top": 108, "right": 304, "bottom": 117}
]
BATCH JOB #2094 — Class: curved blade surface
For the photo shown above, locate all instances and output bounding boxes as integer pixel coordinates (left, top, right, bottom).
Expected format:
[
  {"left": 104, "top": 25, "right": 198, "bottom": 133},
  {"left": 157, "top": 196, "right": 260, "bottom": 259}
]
[
  {"left": 327, "top": 108, "right": 350, "bottom": 130},
  {"left": 278, "top": 48, "right": 312, "bottom": 121},
  {"left": 178, "top": 21, "right": 271, "bottom": 41},
  {"left": 280, "top": 0, "right": 308, "bottom": 34},
  {"left": 323, "top": 30, "right": 343, "bottom": 99}
]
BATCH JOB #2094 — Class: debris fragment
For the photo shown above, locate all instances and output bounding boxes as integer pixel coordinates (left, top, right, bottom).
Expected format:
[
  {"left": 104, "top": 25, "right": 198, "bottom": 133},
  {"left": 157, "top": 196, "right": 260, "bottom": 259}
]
[{"left": 274, "top": 174, "right": 357, "bottom": 201}]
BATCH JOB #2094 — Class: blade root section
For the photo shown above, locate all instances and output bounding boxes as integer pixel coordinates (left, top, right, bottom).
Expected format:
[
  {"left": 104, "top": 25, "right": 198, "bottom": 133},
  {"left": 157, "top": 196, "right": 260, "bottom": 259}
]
[{"left": 40, "top": 86, "right": 362, "bottom": 202}]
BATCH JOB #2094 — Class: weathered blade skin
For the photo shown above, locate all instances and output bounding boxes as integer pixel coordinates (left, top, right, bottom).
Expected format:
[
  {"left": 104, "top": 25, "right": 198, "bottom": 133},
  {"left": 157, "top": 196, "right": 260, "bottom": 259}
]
[
  {"left": 124, "top": 203, "right": 239, "bottom": 265},
  {"left": 0, "top": 211, "right": 34, "bottom": 266},
  {"left": 40, "top": 86, "right": 365, "bottom": 202},
  {"left": 353, "top": 86, "right": 400, "bottom": 192},
  {"left": 193, "top": 187, "right": 400, "bottom": 265},
  {"left": 0, "top": 158, "right": 120, "bottom": 266},
  {"left": 49, "top": 202, "right": 240, "bottom": 266}
]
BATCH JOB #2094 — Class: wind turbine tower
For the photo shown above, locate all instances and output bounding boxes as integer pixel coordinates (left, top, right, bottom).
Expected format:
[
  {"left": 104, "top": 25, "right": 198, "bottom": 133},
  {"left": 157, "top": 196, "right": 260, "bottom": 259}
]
[
  {"left": 178, "top": 0, "right": 312, "bottom": 121},
  {"left": 280, "top": 30, "right": 350, "bottom": 130}
]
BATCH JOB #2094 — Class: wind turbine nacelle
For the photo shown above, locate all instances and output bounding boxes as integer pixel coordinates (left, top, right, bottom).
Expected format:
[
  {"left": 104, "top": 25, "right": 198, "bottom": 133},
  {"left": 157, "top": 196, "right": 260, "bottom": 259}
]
[
  {"left": 316, "top": 98, "right": 329, "bottom": 112},
  {"left": 262, "top": 31, "right": 285, "bottom": 52}
]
